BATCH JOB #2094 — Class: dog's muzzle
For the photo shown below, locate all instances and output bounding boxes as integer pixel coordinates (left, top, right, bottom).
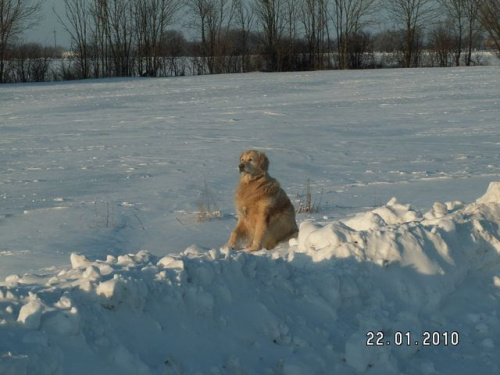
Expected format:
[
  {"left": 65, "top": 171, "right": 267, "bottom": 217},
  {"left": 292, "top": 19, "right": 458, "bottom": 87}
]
[{"left": 239, "top": 163, "right": 245, "bottom": 172}]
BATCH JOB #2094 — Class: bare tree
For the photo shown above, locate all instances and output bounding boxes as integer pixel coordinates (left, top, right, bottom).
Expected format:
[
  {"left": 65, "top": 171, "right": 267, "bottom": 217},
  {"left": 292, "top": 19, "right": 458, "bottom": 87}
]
[
  {"left": 135, "top": 0, "right": 183, "bottom": 76},
  {"left": 299, "top": 0, "right": 330, "bottom": 69},
  {"left": 480, "top": 0, "right": 500, "bottom": 57},
  {"left": 281, "top": 0, "right": 300, "bottom": 70},
  {"left": 387, "top": 0, "right": 437, "bottom": 67},
  {"left": 188, "top": 0, "right": 210, "bottom": 73},
  {"left": 254, "top": 0, "right": 283, "bottom": 71},
  {"left": 254, "top": 0, "right": 299, "bottom": 71},
  {"left": 159, "top": 30, "right": 187, "bottom": 76},
  {"left": 439, "top": 0, "right": 481, "bottom": 66},
  {"left": 188, "top": 0, "right": 236, "bottom": 74},
  {"left": 330, "top": 0, "right": 378, "bottom": 69},
  {"left": 233, "top": 0, "right": 255, "bottom": 72},
  {"left": 348, "top": 30, "right": 375, "bottom": 68},
  {"left": 0, "top": 0, "right": 43, "bottom": 82},
  {"left": 428, "top": 20, "right": 455, "bottom": 67},
  {"left": 462, "top": 0, "right": 481, "bottom": 65},
  {"left": 438, "top": 0, "right": 465, "bottom": 66},
  {"left": 92, "top": 0, "right": 136, "bottom": 77},
  {"left": 57, "top": 0, "right": 93, "bottom": 79},
  {"left": 207, "top": 0, "right": 237, "bottom": 73}
]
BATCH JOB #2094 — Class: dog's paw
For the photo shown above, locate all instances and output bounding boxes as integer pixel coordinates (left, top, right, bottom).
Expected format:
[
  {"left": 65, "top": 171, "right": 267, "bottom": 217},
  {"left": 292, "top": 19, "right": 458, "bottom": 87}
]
[{"left": 244, "top": 246, "right": 262, "bottom": 252}]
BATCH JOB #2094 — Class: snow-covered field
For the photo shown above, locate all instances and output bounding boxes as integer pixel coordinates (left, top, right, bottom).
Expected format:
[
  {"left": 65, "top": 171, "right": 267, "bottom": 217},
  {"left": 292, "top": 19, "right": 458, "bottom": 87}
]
[{"left": 0, "top": 67, "right": 499, "bottom": 374}]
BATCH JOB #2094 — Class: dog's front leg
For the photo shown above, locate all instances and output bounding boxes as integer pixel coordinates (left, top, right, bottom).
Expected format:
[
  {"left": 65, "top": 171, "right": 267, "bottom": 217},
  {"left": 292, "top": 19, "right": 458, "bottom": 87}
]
[
  {"left": 247, "top": 213, "right": 267, "bottom": 252},
  {"left": 225, "top": 219, "right": 246, "bottom": 249}
]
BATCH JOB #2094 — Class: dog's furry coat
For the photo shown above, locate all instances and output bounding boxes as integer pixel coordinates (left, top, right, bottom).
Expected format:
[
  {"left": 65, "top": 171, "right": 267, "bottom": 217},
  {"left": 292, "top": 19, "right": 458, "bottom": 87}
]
[{"left": 226, "top": 150, "right": 298, "bottom": 251}]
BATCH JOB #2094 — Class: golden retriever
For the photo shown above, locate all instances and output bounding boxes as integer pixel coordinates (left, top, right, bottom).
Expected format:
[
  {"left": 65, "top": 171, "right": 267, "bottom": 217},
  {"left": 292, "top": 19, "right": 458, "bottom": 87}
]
[{"left": 225, "top": 150, "right": 298, "bottom": 251}]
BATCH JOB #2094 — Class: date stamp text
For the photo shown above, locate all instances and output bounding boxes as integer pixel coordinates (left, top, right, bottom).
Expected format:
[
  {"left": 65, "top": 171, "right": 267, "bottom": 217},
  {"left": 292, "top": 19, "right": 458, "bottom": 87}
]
[{"left": 366, "top": 331, "right": 460, "bottom": 347}]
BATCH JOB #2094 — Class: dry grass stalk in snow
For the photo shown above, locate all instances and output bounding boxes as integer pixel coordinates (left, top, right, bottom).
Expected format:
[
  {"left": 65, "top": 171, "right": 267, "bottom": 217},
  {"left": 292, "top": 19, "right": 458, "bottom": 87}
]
[
  {"left": 197, "top": 177, "right": 222, "bottom": 222},
  {"left": 296, "top": 179, "right": 323, "bottom": 213}
]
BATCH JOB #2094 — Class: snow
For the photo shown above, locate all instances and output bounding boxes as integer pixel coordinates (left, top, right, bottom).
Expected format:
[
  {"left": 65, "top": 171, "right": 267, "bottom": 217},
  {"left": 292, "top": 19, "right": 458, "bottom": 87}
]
[
  {"left": 476, "top": 181, "right": 500, "bottom": 204},
  {"left": 1, "top": 67, "right": 500, "bottom": 374}
]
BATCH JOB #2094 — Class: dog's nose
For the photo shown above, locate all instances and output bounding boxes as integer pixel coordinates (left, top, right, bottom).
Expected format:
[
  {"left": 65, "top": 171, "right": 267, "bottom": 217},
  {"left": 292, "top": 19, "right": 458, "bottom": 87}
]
[{"left": 239, "top": 163, "right": 245, "bottom": 171}]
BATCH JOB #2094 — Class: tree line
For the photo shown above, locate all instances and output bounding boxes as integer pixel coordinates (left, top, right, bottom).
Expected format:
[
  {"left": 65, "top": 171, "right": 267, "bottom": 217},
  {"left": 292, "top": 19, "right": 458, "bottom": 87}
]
[{"left": 1, "top": 0, "right": 500, "bottom": 83}]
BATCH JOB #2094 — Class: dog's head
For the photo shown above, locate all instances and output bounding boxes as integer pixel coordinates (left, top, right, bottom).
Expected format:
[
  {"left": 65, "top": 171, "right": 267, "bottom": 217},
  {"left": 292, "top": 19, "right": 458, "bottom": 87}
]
[{"left": 238, "top": 150, "right": 269, "bottom": 178}]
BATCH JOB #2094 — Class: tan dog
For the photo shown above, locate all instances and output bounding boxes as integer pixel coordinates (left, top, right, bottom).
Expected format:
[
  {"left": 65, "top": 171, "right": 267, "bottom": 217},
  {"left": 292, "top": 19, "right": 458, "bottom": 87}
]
[{"left": 225, "top": 150, "right": 298, "bottom": 251}]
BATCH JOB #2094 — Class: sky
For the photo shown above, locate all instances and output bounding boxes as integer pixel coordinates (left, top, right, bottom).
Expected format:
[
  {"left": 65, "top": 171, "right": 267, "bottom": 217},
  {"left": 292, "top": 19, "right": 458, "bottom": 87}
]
[{"left": 24, "top": 0, "right": 70, "bottom": 47}]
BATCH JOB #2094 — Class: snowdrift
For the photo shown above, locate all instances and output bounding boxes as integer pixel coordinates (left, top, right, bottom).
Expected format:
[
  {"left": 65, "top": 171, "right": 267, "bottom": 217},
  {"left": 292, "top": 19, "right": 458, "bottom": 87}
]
[{"left": 1, "top": 183, "right": 500, "bottom": 375}]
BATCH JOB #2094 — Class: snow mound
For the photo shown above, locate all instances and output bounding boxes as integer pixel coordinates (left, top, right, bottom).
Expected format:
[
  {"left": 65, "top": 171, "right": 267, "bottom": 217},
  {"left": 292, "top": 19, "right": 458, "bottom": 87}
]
[
  {"left": 476, "top": 181, "right": 500, "bottom": 204},
  {"left": 1, "top": 184, "right": 500, "bottom": 374}
]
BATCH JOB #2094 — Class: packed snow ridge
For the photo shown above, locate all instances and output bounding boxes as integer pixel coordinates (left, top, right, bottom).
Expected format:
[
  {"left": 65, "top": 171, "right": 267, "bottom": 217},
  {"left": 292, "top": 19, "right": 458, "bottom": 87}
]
[{"left": 1, "top": 182, "right": 500, "bottom": 375}]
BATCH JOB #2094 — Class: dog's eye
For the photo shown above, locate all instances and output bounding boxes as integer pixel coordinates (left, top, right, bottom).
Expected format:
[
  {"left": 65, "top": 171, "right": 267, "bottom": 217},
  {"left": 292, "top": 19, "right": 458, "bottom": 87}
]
[{"left": 249, "top": 158, "right": 253, "bottom": 162}]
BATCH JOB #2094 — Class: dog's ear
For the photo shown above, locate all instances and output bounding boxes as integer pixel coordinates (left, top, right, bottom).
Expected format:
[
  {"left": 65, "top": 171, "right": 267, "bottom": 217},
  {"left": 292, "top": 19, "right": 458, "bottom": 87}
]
[{"left": 259, "top": 152, "right": 269, "bottom": 171}]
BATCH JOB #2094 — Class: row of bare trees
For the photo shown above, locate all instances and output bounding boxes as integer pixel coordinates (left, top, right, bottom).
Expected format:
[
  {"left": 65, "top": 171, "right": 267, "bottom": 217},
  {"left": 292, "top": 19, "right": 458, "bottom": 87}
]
[
  {"left": 1, "top": 43, "right": 63, "bottom": 82},
  {"left": 165, "top": 0, "right": 500, "bottom": 72},
  {"left": 56, "top": 0, "right": 184, "bottom": 79},
  {"left": 1, "top": 0, "right": 500, "bottom": 82},
  {"left": 0, "top": 0, "right": 44, "bottom": 82}
]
